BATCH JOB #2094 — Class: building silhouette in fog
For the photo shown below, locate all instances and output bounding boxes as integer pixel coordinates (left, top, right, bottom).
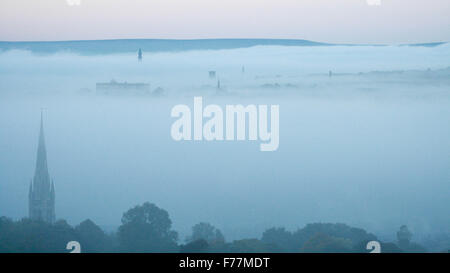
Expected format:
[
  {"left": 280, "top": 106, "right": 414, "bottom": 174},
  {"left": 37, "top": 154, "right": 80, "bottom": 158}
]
[
  {"left": 28, "top": 112, "right": 55, "bottom": 223},
  {"left": 138, "top": 48, "right": 142, "bottom": 61}
]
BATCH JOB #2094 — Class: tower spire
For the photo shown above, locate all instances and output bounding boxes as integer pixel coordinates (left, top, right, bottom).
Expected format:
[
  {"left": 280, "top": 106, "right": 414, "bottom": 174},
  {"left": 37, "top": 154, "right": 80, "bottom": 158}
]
[
  {"left": 29, "top": 111, "right": 55, "bottom": 223},
  {"left": 34, "top": 109, "right": 49, "bottom": 191}
]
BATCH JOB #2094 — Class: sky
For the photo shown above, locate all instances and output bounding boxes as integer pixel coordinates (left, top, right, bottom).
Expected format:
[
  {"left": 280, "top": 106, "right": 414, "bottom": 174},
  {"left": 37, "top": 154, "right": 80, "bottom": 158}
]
[{"left": 0, "top": 0, "right": 449, "bottom": 44}]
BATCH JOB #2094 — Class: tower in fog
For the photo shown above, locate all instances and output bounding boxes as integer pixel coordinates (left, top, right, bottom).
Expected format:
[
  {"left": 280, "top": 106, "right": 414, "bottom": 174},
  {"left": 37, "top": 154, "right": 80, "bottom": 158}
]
[
  {"left": 28, "top": 112, "right": 55, "bottom": 223},
  {"left": 138, "top": 48, "right": 142, "bottom": 61}
]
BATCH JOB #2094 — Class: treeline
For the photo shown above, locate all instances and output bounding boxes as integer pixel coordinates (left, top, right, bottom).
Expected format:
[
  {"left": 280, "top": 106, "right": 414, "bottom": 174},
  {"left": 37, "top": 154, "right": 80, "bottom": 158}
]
[{"left": 0, "top": 202, "right": 432, "bottom": 253}]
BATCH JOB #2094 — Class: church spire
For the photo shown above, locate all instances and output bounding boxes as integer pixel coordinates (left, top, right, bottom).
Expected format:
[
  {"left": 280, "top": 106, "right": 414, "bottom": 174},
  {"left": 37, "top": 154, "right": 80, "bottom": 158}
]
[
  {"left": 29, "top": 111, "right": 55, "bottom": 223},
  {"left": 33, "top": 110, "right": 50, "bottom": 193}
]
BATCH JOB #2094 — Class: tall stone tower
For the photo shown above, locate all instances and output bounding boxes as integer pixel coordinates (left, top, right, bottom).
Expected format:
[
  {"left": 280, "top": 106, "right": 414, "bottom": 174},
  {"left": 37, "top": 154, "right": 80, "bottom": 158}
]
[{"left": 28, "top": 112, "right": 55, "bottom": 223}]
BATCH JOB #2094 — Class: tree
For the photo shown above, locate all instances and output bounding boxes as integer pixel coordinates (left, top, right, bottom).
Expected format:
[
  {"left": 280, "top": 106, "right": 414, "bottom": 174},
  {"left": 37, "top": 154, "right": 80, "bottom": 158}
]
[
  {"left": 353, "top": 240, "right": 403, "bottom": 253},
  {"left": 396, "top": 225, "right": 427, "bottom": 253},
  {"left": 397, "top": 225, "right": 412, "bottom": 249},
  {"left": 229, "top": 239, "right": 274, "bottom": 253},
  {"left": 300, "top": 233, "right": 352, "bottom": 253},
  {"left": 293, "top": 223, "right": 377, "bottom": 251},
  {"left": 75, "top": 219, "right": 112, "bottom": 252},
  {"left": 118, "top": 202, "right": 178, "bottom": 252},
  {"left": 188, "top": 222, "right": 225, "bottom": 244},
  {"left": 1, "top": 218, "right": 78, "bottom": 253},
  {"left": 261, "top": 227, "right": 295, "bottom": 252},
  {"left": 0, "top": 217, "right": 15, "bottom": 252},
  {"left": 180, "top": 239, "right": 209, "bottom": 253},
  {"left": 48, "top": 219, "right": 79, "bottom": 252}
]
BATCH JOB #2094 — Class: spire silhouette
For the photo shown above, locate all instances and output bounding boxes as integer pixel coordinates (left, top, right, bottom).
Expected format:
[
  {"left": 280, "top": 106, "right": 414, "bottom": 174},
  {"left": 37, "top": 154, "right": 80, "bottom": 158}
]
[
  {"left": 33, "top": 110, "right": 50, "bottom": 193},
  {"left": 29, "top": 111, "right": 55, "bottom": 223}
]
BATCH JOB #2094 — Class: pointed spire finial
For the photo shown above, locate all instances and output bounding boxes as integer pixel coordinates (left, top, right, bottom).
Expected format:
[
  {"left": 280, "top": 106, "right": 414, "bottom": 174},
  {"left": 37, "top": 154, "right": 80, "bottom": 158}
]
[
  {"left": 33, "top": 109, "right": 49, "bottom": 191},
  {"left": 40, "top": 107, "right": 46, "bottom": 132}
]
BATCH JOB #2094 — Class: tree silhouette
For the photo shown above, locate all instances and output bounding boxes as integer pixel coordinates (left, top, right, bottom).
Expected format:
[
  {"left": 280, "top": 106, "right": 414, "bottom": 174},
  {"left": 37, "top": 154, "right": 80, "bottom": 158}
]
[
  {"left": 118, "top": 202, "right": 178, "bottom": 252},
  {"left": 188, "top": 222, "right": 225, "bottom": 244},
  {"left": 396, "top": 225, "right": 426, "bottom": 253},
  {"left": 180, "top": 239, "right": 209, "bottom": 253},
  {"left": 397, "top": 225, "right": 412, "bottom": 248},
  {"left": 301, "top": 233, "right": 352, "bottom": 253},
  {"left": 261, "top": 227, "right": 295, "bottom": 252},
  {"left": 75, "top": 219, "right": 112, "bottom": 252}
]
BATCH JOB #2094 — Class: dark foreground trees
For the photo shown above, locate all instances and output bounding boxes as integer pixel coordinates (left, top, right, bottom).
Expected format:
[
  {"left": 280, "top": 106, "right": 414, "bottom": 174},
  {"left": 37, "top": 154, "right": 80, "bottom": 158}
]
[
  {"left": 75, "top": 219, "right": 113, "bottom": 252},
  {"left": 187, "top": 222, "right": 225, "bottom": 244},
  {"left": 0, "top": 203, "right": 433, "bottom": 253},
  {"left": 0, "top": 217, "right": 78, "bottom": 253},
  {"left": 396, "top": 225, "right": 427, "bottom": 253},
  {"left": 180, "top": 222, "right": 227, "bottom": 252},
  {"left": 118, "top": 202, "right": 178, "bottom": 252},
  {"left": 262, "top": 223, "right": 378, "bottom": 253}
]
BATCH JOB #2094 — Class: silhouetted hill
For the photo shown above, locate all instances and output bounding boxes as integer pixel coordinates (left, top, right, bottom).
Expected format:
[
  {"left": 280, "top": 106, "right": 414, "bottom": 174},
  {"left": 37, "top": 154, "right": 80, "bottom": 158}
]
[
  {"left": 0, "top": 39, "right": 330, "bottom": 55},
  {"left": 1, "top": 39, "right": 446, "bottom": 55}
]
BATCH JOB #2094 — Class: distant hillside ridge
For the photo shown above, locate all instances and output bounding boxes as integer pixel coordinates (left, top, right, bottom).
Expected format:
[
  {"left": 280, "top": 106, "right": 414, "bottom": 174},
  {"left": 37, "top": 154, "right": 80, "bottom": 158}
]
[
  {"left": 0, "top": 39, "right": 446, "bottom": 55},
  {"left": 0, "top": 39, "right": 329, "bottom": 55}
]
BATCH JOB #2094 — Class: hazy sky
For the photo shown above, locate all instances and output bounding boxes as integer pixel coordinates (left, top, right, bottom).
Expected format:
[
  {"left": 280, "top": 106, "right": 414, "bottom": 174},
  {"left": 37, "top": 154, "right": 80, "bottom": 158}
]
[{"left": 0, "top": 0, "right": 449, "bottom": 44}]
